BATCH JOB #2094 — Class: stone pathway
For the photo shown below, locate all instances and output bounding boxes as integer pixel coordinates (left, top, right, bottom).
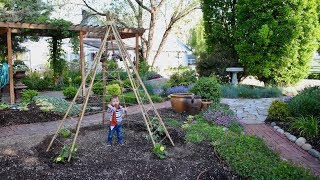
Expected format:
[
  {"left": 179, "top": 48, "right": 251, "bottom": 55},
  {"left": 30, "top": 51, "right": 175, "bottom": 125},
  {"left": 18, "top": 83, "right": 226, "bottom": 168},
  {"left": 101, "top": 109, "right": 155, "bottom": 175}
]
[{"left": 221, "top": 98, "right": 275, "bottom": 124}]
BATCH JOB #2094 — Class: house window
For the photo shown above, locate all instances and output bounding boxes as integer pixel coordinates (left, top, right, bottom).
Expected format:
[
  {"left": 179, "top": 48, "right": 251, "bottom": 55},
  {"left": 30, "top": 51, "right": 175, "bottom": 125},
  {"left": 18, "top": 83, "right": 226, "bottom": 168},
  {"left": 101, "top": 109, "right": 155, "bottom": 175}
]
[{"left": 188, "top": 58, "right": 196, "bottom": 65}]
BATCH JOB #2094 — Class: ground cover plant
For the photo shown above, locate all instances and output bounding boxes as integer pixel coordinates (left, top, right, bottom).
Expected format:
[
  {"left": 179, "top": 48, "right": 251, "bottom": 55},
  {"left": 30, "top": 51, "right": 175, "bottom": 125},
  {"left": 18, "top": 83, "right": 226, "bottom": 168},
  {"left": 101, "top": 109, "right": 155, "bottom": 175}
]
[
  {"left": 0, "top": 108, "right": 239, "bottom": 179},
  {"left": 185, "top": 116, "right": 315, "bottom": 179}
]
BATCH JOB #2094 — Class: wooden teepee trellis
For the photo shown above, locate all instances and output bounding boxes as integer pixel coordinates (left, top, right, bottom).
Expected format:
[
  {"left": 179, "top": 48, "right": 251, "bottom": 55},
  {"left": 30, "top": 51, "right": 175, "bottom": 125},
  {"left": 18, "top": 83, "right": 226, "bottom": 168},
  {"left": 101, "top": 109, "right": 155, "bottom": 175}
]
[{"left": 46, "top": 17, "right": 174, "bottom": 162}]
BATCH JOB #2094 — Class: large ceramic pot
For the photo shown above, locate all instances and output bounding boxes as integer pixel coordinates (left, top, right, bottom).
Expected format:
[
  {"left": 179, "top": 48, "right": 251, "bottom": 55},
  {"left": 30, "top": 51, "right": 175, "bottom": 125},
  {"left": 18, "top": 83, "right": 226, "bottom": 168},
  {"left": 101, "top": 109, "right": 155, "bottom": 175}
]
[
  {"left": 170, "top": 93, "right": 202, "bottom": 115},
  {"left": 201, "top": 99, "right": 213, "bottom": 109}
]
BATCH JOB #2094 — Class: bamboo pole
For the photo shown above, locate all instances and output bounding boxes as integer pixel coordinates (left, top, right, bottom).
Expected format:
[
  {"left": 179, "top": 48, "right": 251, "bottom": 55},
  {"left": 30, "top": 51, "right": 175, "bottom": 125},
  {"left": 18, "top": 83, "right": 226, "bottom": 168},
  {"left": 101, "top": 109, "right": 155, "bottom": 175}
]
[
  {"left": 111, "top": 24, "right": 175, "bottom": 146},
  {"left": 135, "top": 33, "right": 139, "bottom": 71},
  {"left": 46, "top": 43, "right": 100, "bottom": 152},
  {"left": 68, "top": 26, "right": 111, "bottom": 162},
  {"left": 110, "top": 24, "right": 156, "bottom": 146},
  {"left": 7, "top": 28, "right": 14, "bottom": 105},
  {"left": 80, "top": 31, "right": 85, "bottom": 97},
  {"left": 102, "top": 41, "right": 107, "bottom": 125}
]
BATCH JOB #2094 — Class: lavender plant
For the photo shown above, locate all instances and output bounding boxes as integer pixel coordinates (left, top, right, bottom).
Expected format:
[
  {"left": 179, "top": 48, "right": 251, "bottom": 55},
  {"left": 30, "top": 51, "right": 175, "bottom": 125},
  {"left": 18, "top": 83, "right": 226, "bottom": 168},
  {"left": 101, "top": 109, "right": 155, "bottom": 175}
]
[
  {"left": 203, "top": 105, "right": 240, "bottom": 127},
  {"left": 166, "top": 84, "right": 194, "bottom": 95}
]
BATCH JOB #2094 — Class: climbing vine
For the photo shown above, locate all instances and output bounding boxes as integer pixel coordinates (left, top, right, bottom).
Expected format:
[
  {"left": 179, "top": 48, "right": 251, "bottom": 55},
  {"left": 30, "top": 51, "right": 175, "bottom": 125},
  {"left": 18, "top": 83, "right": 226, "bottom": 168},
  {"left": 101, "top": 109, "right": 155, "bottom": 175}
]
[{"left": 46, "top": 19, "right": 78, "bottom": 85}]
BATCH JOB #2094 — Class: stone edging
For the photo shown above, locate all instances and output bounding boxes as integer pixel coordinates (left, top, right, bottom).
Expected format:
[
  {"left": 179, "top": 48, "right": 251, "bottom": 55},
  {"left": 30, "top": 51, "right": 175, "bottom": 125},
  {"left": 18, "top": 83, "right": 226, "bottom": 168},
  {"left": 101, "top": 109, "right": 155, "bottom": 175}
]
[{"left": 270, "top": 122, "right": 320, "bottom": 160}]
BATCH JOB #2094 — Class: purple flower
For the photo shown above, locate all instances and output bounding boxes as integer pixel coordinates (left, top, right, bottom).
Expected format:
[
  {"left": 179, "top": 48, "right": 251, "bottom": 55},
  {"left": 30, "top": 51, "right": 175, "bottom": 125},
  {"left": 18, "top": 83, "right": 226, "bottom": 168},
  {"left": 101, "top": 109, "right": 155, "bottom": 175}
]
[
  {"left": 166, "top": 84, "right": 194, "bottom": 95},
  {"left": 203, "top": 109, "right": 240, "bottom": 127}
]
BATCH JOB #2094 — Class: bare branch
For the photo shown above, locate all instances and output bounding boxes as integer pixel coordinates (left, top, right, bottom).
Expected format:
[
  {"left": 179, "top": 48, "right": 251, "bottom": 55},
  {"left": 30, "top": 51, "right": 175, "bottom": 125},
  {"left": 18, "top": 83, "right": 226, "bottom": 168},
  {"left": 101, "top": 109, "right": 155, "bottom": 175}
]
[
  {"left": 125, "top": 0, "right": 138, "bottom": 16},
  {"left": 134, "top": 0, "right": 152, "bottom": 13},
  {"left": 158, "top": 0, "right": 167, "bottom": 9},
  {"left": 82, "top": 0, "right": 105, "bottom": 16}
]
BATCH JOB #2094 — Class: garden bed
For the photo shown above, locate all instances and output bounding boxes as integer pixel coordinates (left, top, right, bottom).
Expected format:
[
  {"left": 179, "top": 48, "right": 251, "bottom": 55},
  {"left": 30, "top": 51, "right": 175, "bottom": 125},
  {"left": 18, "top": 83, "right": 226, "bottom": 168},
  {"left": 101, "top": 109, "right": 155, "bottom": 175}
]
[
  {"left": 0, "top": 103, "right": 63, "bottom": 127},
  {"left": 265, "top": 120, "right": 320, "bottom": 152},
  {"left": 0, "top": 109, "right": 238, "bottom": 180}
]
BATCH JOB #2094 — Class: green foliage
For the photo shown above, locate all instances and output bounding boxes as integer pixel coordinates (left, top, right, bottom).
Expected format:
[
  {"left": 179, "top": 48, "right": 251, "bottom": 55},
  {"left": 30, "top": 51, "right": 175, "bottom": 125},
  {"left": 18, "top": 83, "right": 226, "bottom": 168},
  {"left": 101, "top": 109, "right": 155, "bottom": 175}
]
[
  {"left": 138, "top": 60, "right": 150, "bottom": 77},
  {"left": 34, "top": 96, "right": 81, "bottom": 116},
  {"left": 307, "top": 73, "right": 320, "bottom": 80},
  {"left": 153, "top": 144, "right": 167, "bottom": 159},
  {"left": 196, "top": 47, "right": 240, "bottom": 83},
  {"left": 60, "top": 128, "right": 72, "bottom": 138},
  {"left": 185, "top": 119, "right": 315, "bottom": 179},
  {"left": 92, "top": 82, "right": 104, "bottom": 95},
  {"left": 21, "top": 89, "right": 39, "bottom": 103},
  {"left": 115, "top": 91, "right": 163, "bottom": 105},
  {"left": 63, "top": 86, "right": 77, "bottom": 99},
  {"left": 0, "top": 0, "right": 52, "bottom": 61},
  {"left": 187, "top": 20, "right": 207, "bottom": 56},
  {"left": 18, "top": 102, "right": 29, "bottom": 111},
  {"left": 164, "top": 118, "right": 183, "bottom": 128},
  {"left": 106, "top": 84, "right": 121, "bottom": 96},
  {"left": 74, "top": 76, "right": 82, "bottom": 86},
  {"left": 169, "top": 69, "right": 197, "bottom": 86},
  {"left": 288, "top": 86, "right": 320, "bottom": 118},
  {"left": 201, "top": 0, "right": 238, "bottom": 55},
  {"left": 47, "top": 19, "right": 77, "bottom": 85},
  {"left": 235, "top": 0, "right": 320, "bottom": 85},
  {"left": 221, "top": 84, "right": 282, "bottom": 99},
  {"left": 54, "top": 144, "right": 78, "bottom": 163},
  {"left": 190, "top": 76, "right": 221, "bottom": 102},
  {"left": 268, "top": 100, "right": 290, "bottom": 121},
  {"left": 290, "top": 116, "right": 319, "bottom": 140},
  {"left": 22, "top": 71, "right": 53, "bottom": 91}
]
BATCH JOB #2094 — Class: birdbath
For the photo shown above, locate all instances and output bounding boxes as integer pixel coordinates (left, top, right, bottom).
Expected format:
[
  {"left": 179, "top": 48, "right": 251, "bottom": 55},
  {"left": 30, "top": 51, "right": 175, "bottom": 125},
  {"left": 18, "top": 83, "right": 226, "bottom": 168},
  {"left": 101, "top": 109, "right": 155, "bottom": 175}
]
[{"left": 226, "top": 67, "right": 244, "bottom": 85}]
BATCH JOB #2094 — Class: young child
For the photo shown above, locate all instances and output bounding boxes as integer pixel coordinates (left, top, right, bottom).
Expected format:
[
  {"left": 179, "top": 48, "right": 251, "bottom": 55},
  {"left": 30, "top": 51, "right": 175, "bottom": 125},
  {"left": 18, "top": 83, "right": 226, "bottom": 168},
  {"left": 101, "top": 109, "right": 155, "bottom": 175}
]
[{"left": 106, "top": 95, "right": 126, "bottom": 146}]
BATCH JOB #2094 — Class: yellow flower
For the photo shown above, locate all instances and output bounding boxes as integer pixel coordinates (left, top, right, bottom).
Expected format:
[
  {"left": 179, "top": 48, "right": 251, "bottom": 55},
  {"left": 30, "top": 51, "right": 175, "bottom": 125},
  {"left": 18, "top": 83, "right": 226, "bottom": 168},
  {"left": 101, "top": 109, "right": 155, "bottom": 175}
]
[
  {"left": 56, "top": 156, "right": 63, "bottom": 162},
  {"left": 160, "top": 146, "right": 165, "bottom": 151}
]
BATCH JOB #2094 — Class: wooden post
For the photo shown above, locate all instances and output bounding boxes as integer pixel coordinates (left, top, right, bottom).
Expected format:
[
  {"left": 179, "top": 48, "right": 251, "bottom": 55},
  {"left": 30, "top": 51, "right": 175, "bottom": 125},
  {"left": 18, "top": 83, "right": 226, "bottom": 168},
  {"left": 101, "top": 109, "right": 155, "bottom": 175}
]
[
  {"left": 79, "top": 31, "right": 85, "bottom": 97},
  {"left": 7, "top": 28, "right": 14, "bottom": 105},
  {"left": 135, "top": 33, "right": 139, "bottom": 71}
]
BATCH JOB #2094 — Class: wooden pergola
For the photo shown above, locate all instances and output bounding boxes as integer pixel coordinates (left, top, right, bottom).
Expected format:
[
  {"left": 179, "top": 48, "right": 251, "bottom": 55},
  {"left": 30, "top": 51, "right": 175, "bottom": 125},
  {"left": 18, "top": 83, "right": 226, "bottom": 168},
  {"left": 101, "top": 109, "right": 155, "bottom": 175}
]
[{"left": 0, "top": 21, "right": 145, "bottom": 104}]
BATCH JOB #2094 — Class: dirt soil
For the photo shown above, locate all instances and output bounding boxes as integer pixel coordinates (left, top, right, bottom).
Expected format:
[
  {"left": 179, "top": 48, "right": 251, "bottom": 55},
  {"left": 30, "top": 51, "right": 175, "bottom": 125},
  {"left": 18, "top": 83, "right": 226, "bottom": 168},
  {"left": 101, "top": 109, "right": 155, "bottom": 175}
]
[
  {"left": 0, "top": 109, "right": 239, "bottom": 180},
  {"left": 0, "top": 103, "right": 63, "bottom": 127}
]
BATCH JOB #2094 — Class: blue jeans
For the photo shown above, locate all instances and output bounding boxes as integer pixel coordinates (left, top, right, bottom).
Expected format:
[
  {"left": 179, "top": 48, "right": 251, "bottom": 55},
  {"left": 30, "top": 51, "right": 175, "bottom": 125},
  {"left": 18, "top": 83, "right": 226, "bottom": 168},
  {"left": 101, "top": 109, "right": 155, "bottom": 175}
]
[{"left": 107, "top": 124, "right": 124, "bottom": 144}]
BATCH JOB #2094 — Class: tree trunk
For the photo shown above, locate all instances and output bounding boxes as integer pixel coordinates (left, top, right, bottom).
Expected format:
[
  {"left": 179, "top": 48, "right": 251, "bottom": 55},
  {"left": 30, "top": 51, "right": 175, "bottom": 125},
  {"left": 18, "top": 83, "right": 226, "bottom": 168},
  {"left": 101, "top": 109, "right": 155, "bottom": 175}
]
[
  {"left": 151, "top": 27, "right": 172, "bottom": 67},
  {"left": 146, "top": 9, "right": 157, "bottom": 60}
]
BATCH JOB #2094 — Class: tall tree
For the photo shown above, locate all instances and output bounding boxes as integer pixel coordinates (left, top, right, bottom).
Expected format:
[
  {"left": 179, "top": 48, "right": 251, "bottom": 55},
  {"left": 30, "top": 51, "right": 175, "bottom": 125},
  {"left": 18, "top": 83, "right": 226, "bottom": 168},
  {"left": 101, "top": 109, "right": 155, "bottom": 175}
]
[
  {"left": 201, "top": 0, "right": 237, "bottom": 59},
  {"left": 187, "top": 20, "right": 206, "bottom": 56},
  {"left": 82, "top": 0, "right": 199, "bottom": 68},
  {"left": 235, "top": 0, "right": 320, "bottom": 85}
]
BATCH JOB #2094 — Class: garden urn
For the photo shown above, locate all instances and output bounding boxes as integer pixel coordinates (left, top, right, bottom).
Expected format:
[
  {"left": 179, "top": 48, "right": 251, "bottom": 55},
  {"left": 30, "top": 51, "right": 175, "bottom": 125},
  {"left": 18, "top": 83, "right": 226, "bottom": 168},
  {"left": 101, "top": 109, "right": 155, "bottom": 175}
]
[{"left": 201, "top": 99, "right": 213, "bottom": 109}]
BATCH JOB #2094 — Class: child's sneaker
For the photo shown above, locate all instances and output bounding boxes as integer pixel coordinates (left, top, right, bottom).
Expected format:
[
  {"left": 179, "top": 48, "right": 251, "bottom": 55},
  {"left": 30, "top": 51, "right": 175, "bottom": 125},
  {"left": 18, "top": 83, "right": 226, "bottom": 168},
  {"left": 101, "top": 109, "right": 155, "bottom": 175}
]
[
  {"left": 106, "top": 143, "right": 111, "bottom": 146},
  {"left": 119, "top": 142, "right": 125, "bottom": 146}
]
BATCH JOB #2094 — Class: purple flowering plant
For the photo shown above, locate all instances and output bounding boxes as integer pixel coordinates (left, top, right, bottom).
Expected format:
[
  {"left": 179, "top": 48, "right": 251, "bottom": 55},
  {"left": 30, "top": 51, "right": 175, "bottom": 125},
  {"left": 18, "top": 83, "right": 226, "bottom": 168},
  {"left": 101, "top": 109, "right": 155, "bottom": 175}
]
[
  {"left": 203, "top": 104, "right": 240, "bottom": 127},
  {"left": 166, "top": 84, "right": 194, "bottom": 95}
]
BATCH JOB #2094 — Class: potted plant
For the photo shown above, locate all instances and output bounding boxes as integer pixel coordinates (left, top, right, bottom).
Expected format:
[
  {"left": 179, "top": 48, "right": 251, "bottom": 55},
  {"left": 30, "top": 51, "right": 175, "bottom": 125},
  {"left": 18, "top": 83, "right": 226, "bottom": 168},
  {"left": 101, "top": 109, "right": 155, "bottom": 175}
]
[{"left": 13, "top": 60, "right": 29, "bottom": 79}]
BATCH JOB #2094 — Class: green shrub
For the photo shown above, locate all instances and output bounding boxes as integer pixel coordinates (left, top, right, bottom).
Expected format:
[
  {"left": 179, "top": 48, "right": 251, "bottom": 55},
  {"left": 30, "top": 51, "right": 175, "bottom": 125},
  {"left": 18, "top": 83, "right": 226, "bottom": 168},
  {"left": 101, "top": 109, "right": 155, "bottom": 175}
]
[
  {"left": 288, "top": 86, "right": 320, "bottom": 118},
  {"left": 290, "top": 116, "right": 319, "bottom": 140},
  {"left": 169, "top": 69, "right": 197, "bottom": 86},
  {"left": 268, "top": 100, "right": 290, "bottom": 121},
  {"left": 63, "top": 86, "right": 77, "bottom": 99},
  {"left": 92, "top": 82, "right": 104, "bottom": 95},
  {"left": 190, "top": 76, "right": 221, "bottom": 102},
  {"left": 74, "top": 76, "right": 82, "bottom": 86},
  {"left": 106, "top": 84, "right": 121, "bottom": 96},
  {"left": 21, "top": 89, "right": 39, "bottom": 102},
  {"left": 138, "top": 59, "right": 150, "bottom": 77},
  {"left": 22, "top": 71, "right": 52, "bottom": 91},
  {"left": 307, "top": 73, "right": 320, "bottom": 80},
  {"left": 108, "top": 80, "right": 123, "bottom": 87}
]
